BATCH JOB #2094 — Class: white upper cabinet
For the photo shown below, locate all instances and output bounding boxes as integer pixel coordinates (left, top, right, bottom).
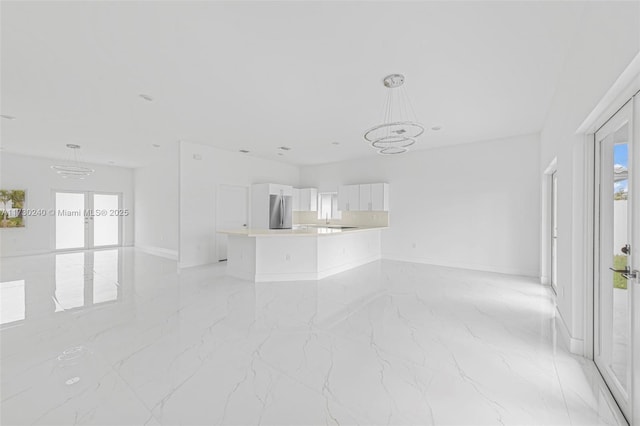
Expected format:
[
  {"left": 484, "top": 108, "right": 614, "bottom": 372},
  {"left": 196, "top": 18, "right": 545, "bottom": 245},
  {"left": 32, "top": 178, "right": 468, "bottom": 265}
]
[
  {"left": 370, "top": 183, "right": 389, "bottom": 211},
  {"left": 309, "top": 188, "right": 318, "bottom": 211},
  {"left": 359, "top": 184, "right": 372, "bottom": 211},
  {"left": 293, "top": 188, "right": 318, "bottom": 211},
  {"left": 300, "top": 188, "right": 310, "bottom": 211},
  {"left": 338, "top": 184, "right": 360, "bottom": 211},
  {"left": 268, "top": 184, "right": 292, "bottom": 196},
  {"left": 292, "top": 188, "right": 301, "bottom": 211},
  {"left": 339, "top": 183, "right": 389, "bottom": 211}
]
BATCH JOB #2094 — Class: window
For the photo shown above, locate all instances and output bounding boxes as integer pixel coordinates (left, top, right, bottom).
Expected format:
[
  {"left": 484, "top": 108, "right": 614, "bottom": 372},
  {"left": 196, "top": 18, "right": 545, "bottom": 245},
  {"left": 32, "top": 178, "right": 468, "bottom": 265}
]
[{"left": 317, "top": 192, "right": 341, "bottom": 221}]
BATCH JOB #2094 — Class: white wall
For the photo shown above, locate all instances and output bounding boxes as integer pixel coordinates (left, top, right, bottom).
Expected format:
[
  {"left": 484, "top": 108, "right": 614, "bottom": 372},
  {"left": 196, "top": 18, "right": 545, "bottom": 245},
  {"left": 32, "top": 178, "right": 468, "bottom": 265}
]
[
  {"left": 300, "top": 134, "right": 540, "bottom": 277},
  {"left": 0, "top": 152, "right": 134, "bottom": 257},
  {"left": 539, "top": 1, "right": 640, "bottom": 352},
  {"left": 179, "top": 141, "right": 299, "bottom": 268},
  {"left": 134, "top": 142, "right": 179, "bottom": 259}
]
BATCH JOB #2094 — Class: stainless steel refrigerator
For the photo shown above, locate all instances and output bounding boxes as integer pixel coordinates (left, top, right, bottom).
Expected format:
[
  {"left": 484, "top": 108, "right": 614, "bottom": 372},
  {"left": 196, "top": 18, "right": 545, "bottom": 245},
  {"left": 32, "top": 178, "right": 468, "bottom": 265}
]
[{"left": 269, "top": 194, "right": 292, "bottom": 229}]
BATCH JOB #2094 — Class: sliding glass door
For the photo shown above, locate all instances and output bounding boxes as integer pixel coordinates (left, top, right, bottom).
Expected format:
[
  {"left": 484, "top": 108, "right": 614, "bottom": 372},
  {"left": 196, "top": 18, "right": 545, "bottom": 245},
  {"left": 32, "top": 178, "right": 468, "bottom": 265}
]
[{"left": 55, "top": 191, "right": 122, "bottom": 250}]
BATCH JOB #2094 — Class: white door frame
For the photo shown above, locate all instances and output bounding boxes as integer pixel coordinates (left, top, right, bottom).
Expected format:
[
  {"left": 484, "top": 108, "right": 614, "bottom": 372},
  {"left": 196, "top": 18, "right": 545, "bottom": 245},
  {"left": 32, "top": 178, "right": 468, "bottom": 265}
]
[
  {"left": 541, "top": 157, "right": 558, "bottom": 288},
  {"left": 215, "top": 184, "right": 249, "bottom": 262},
  {"left": 574, "top": 53, "right": 640, "bottom": 425},
  {"left": 632, "top": 90, "right": 640, "bottom": 426},
  {"left": 593, "top": 100, "right": 634, "bottom": 420}
]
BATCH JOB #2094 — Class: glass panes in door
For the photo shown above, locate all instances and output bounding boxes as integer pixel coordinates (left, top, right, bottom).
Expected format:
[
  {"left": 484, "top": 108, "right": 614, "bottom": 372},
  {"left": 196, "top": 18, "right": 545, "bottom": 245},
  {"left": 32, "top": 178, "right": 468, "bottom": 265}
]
[
  {"left": 55, "top": 191, "right": 121, "bottom": 250},
  {"left": 55, "top": 192, "right": 86, "bottom": 250},
  {"left": 93, "top": 193, "right": 119, "bottom": 247}
]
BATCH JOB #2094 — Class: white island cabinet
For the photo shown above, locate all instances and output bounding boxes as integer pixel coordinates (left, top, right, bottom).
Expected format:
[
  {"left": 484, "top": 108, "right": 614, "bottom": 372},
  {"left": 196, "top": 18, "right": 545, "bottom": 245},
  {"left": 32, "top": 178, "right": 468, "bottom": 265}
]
[{"left": 218, "top": 227, "right": 384, "bottom": 282}]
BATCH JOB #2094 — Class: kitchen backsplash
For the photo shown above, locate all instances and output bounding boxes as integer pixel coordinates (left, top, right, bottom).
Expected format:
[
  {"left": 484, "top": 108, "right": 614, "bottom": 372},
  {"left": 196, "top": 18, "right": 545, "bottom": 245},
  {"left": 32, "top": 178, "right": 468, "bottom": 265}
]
[{"left": 293, "top": 211, "right": 389, "bottom": 227}]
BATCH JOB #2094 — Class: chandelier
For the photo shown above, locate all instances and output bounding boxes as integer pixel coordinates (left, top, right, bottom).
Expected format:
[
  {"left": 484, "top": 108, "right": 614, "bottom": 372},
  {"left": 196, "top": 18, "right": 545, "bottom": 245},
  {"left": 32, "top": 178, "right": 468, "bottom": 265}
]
[
  {"left": 51, "top": 144, "right": 94, "bottom": 179},
  {"left": 364, "top": 74, "right": 424, "bottom": 155}
]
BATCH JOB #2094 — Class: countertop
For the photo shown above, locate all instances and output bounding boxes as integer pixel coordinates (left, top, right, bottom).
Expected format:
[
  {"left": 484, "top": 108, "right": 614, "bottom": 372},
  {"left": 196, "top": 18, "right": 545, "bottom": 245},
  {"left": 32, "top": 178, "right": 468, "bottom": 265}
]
[{"left": 218, "top": 225, "right": 388, "bottom": 237}]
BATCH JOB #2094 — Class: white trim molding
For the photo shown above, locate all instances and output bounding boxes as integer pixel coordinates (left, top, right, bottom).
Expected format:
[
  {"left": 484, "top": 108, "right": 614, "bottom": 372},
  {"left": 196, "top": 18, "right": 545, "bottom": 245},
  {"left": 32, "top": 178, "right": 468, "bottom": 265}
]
[
  {"left": 382, "top": 254, "right": 539, "bottom": 278},
  {"left": 555, "top": 305, "right": 584, "bottom": 355},
  {"left": 541, "top": 157, "right": 558, "bottom": 288},
  {"left": 577, "top": 51, "right": 640, "bottom": 134},
  {"left": 135, "top": 244, "right": 179, "bottom": 260}
]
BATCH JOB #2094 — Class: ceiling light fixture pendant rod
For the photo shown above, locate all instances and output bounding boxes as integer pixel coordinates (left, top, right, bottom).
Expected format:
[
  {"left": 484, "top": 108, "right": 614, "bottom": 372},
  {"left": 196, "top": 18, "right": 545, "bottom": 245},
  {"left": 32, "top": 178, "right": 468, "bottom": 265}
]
[{"left": 364, "top": 74, "right": 424, "bottom": 155}]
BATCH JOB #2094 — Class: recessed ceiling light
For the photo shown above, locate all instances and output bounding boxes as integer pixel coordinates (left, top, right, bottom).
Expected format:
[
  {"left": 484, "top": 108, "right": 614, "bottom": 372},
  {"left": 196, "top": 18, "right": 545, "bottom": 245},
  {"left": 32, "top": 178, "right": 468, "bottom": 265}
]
[
  {"left": 332, "top": 142, "right": 340, "bottom": 145},
  {"left": 239, "top": 149, "right": 250, "bottom": 154},
  {"left": 108, "top": 161, "right": 115, "bottom": 164},
  {"left": 277, "top": 152, "right": 284, "bottom": 156},
  {"left": 152, "top": 144, "right": 161, "bottom": 148},
  {"left": 139, "top": 94, "right": 154, "bottom": 102},
  {"left": 1, "top": 115, "right": 16, "bottom": 120},
  {"left": 431, "top": 126, "right": 442, "bottom": 131},
  {"left": 278, "top": 146, "right": 291, "bottom": 151},
  {"left": 66, "top": 143, "right": 81, "bottom": 149}
]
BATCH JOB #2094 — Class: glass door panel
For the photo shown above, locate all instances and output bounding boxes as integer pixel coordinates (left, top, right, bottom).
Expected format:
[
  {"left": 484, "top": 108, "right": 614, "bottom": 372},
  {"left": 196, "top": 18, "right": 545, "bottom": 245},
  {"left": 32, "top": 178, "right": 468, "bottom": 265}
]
[
  {"left": 93, "top": 193, "right": 120, "bottom": 247},
  {"left": 55, "top": 192, "right": 86, "bottom": 250},
  {"left": 55, "top": 191, "right": 121, "bottom": 250}
]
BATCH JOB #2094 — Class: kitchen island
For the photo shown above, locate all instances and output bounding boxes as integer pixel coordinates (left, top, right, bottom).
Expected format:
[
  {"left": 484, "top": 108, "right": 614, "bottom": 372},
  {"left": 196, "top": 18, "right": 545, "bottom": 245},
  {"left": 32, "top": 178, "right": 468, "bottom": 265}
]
[{"left": 218, "top": 226, "right": 385, "bottom": 282}]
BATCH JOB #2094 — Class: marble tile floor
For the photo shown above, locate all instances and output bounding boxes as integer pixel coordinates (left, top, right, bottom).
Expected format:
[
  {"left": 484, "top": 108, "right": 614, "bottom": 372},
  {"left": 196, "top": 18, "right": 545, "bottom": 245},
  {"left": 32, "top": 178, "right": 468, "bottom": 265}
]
[{"left": 0, "top": 248, "right": 627, "bottom": 425}]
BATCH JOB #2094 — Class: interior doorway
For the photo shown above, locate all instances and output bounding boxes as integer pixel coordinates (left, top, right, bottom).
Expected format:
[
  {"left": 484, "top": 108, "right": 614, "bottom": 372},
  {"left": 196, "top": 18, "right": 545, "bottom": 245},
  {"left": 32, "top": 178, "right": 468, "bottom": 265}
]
[
  {"left": 216, "top": 184, "right": 248, "bottom": 262},
  {"left": 54, "top": 191, "right": 122, "bottom": 251}
]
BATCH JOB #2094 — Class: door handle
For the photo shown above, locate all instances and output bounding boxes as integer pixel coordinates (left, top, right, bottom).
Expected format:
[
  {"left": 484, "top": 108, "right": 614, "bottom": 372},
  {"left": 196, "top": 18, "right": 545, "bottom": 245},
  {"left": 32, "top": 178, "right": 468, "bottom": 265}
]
[
  {"left": 609, "top": 266, "right": 630, "bottom": 274},
  {"left": 610, "top": 266, "right": 638, "bottom": 280}
]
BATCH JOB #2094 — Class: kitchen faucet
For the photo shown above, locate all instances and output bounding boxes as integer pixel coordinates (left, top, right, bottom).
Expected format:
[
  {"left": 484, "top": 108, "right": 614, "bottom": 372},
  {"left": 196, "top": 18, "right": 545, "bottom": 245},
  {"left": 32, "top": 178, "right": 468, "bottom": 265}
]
[{"left": 325, "top": 212, "right": 330, "bottom": 225}]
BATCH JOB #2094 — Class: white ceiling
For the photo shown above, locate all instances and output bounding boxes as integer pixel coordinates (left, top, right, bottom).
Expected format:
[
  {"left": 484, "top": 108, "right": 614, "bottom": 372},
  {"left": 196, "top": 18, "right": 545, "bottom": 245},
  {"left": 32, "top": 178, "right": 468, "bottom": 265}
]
[{"left": 1, "top": 1, "right": 586, "bottom": 167}]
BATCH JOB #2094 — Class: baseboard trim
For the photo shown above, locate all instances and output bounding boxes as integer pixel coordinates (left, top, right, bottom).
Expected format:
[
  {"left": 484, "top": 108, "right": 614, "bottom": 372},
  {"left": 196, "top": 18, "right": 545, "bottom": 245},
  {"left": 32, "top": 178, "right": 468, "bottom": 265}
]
[
  {"left": 1, "top": 244, "right": 135, "bottom": 258},
  {"left": 0, "top": 248, "right": 51, "bottom": 258},
  {"left": 381, "top": 254, "right": 538, "bottom": 278},
  {"left": 555, "top": 305, "right": 584, "bottom": 355},
  {"left": 135, "top": 244, "right": 178, "bottom": 260}
]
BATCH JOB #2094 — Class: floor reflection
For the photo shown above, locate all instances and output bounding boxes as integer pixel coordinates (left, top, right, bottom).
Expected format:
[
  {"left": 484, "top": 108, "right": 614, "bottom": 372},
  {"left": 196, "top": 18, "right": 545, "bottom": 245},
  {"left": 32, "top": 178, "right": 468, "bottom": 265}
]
[
  {"left": 0, "top": 249, "right": 627, "bottom": 426},
  {"left": 0, "top": 280, "right": 25, "bottom": 325},
  {"left": 1, "top": 249, "right": 121, "bottom": 326}
]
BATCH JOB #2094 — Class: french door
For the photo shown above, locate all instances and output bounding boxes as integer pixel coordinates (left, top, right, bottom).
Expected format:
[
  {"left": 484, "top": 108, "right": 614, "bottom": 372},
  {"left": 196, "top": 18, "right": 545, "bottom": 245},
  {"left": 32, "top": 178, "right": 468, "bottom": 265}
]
[
  {"left": 54, "top": 191, "right": 122, "bottom": 250},
  {"left": 594, "top": 98, "right": 639, "bottom": 423}
]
